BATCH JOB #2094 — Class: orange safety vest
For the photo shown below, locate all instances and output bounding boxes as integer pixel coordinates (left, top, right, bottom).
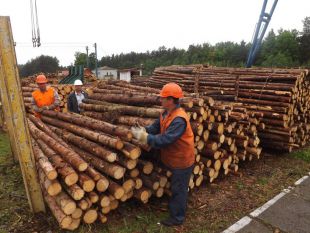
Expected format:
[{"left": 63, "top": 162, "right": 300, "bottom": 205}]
[
  {"left": 32, "top": 87, "right": 60, "bottom": 117},
  {"left": 160, "top": 107, "right": 195, "bottom": 169}
]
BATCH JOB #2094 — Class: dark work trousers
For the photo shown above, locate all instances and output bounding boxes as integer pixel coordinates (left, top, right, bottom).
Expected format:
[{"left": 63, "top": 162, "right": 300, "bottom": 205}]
[{"left": 169, "top": 164, "right": 194, "bottom": 223}]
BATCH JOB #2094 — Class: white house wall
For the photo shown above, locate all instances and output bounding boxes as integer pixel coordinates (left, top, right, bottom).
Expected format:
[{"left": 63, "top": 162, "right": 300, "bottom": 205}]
[{"left": 120, "top": 72, "right": 131, "bottom": 82}]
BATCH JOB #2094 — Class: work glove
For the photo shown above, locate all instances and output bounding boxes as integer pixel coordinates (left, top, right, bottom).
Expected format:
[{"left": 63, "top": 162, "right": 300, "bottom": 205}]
[{"left": 131, "top": 126, "right": 148, "bottom": 145}]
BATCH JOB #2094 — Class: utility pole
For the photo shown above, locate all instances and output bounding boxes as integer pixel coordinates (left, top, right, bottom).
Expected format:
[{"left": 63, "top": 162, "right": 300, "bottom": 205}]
[
  {"left": 86, "top": 46, "right": 89, "bottom": 68},
  {"left": 0, "top": 16, "right": 45, "bottom": 212},
  {"left": 94, "top": 43, "right": 98, "bottom": 77}
]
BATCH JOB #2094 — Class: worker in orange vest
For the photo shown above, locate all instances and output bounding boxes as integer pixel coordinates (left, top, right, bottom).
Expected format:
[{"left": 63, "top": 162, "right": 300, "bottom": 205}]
[
  {"left": 131, "top": 83, "right": 195, "bottom": 227},
  {"left": 31, "top": 74, "right": 60, "bottom": 117}
]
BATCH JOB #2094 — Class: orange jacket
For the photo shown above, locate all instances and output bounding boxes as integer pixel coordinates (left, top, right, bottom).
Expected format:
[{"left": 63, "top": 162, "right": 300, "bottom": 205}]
[
  {"left": 32, "top": 87, "right": 60, "bottom": 117},
  {"left": 160, "top": 108, "right": 195, "bottom": 169}
]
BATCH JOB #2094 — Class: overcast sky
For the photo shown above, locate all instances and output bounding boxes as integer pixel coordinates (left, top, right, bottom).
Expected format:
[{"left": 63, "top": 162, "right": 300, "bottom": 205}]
[{"left": 1, "top": 0, "right": 309, "bottom": 66}]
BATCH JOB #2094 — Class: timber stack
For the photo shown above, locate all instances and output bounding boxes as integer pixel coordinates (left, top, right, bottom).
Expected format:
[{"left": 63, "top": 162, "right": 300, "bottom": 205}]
[
  {"left": 131, "top": 65, "right": 310, "bottom": 152},
  {"left": 82, "top": 81, "right": 261, "bottom": 184},
  {"left": 26, "top": 80, "right": 261, "bottom": 230}
]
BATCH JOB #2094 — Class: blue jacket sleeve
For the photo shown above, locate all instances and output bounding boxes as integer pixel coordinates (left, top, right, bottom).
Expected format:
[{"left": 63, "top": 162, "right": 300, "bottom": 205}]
[
  {"left": 145, "top": 118, "right": 160, "bottom": 135},
  {"left": 147, "top": 117, "right": 186, "bottom": 149}
]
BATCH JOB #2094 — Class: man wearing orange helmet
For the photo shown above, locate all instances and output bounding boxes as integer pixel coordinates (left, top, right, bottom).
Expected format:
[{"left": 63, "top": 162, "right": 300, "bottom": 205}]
[
  {"left": 131, "top": 83, "right": 195, "bottom": 227},
  {"left": 31, "top": 74, "right": 60, "bottom": 117}
]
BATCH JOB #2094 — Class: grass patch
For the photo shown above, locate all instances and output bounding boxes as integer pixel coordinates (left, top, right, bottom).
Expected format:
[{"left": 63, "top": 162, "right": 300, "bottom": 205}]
[
  {"left": 0, "top": 132, "right": 30, "bottom": 232},
  {"left": 290, "top": 147, "right": 310, "bottom": 162},
  {"left": 257, "top": 177, "right": 269, "bottom": 186},
  {"left": 0, "top": 132, "right": 11, "bottom": 164}
]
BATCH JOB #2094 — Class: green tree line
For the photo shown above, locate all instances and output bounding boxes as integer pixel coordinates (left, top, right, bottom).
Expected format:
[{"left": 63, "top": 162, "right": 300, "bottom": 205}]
[{"left": 19, "top": 17, "right": 310, "bottom": 77}]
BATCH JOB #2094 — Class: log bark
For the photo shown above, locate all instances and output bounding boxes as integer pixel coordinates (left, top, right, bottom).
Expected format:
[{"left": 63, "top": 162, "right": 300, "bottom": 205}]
[
  {"left": 32, "top": 141, "right": 57, "bottom": 180},
  {"left": 70, "top": 145, "right": 125, "bottom": 180},
  {"left": 42, "top": 110, "right": 133, "bottom": 140},
  {"left": 43, "top": 189, "right": 72, "bottom": 229},
  {"left": 28, "top": 120, "right": 88, "bottom": 172},
  {"left": 79, "top": 103, "right": 162, "bottom": 118},
  {"left": 36, "top": 139, "right": 79, "bottom": 186},
  {"left": 41, "top": 115, "right": 124, "bottom": 150},
  {"left": 50, "top": 126, "right": 117, "bottom": 163}
]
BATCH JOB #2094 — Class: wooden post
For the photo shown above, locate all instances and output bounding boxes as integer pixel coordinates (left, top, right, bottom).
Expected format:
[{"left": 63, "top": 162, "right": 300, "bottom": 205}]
[{"left": 0, "top": 16, "right": 45, "bottom": 212}]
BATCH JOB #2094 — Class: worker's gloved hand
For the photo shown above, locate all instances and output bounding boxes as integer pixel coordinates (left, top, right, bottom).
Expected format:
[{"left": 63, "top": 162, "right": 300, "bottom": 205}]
[{"left": 131, "top": 126, "right": 148, "bottom": 144}]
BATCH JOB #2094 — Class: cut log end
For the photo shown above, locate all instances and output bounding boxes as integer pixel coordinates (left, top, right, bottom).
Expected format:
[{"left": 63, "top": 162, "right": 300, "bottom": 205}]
[
  {"left": 65, "top": 173, "right": 79, "bottom": 186},
  {"left": 47, "top": 182, "right": 62, "bottom": 196},
  {"left": 47, "top": 170, "right": 58, "bottom": 180},
  {"left": 96, "top": 179, "right": 109, "bottom": 192},
  {"left": 78, "top": 163, "right": 88, "bottom": 172},
  {"left": 83, "top": 209, "right": 98, "bottom": 224},
  {"left": 60, "top": 216, "right": 73, "bottom": 229}
]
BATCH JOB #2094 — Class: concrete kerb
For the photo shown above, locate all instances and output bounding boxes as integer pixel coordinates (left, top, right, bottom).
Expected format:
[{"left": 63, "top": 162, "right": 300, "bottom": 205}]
[{"left": 221, "top": 174, "right": 310, "bottom": 233}]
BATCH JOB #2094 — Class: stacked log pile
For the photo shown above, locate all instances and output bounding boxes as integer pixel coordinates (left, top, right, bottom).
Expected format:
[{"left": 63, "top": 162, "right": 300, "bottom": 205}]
[
  {"left": 81, "top": 81, "right": 261, "bottom": 183},
  {"left": 28, "top": 113, "right": 143, "bottom": 230},
  {"left": 21, "top": 72, "right": 97, "bottom": 87},
  {"left": 27, "top": 80, "right": 262, "bottom": 230},
  {"left": 131, "top": 65, "right": 310, "bottom": 152}
]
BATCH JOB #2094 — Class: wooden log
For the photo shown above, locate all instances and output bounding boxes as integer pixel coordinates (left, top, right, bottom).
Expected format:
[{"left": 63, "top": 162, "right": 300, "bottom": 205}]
[
  {"left": 70, "top": 145, "right": 125, "bottom": 180},
  {"left": 140, "top": 174, "right": 160, "bottom": 191},
  {"left": 64, "top": 184, "right": 85, "bottom": 201},
  {"left": 71, "top": 208, "right": 83, "bottom": 219},
  {"left": 83, "top": 209, "right": 98, "bottom": 224},
  {"left": 41, "top": 115, "right": 124, "bottom": 150},
  {"left": 121, "top": 142, "right": 141, "bottom": 160},
  {"left": 32, "top": 143, "right": 57, "bottom": 180},
  {"left": 88, "top": 93, "right": 161, "bottom": 106},
  {"left": 116, "top": 157, "right": 137, "bottom": 170},
  {"left": 42, "top": 110, "right": 133, "bottom": 140},
  {"left": 37, "top": 167, "right": 61, "bottom": 196},
  {"left": 36, "top": 139, "right": 79, "bottom": 186},
  {"left": 28, "top": 120, "right": 88, "bottom": 172},
  {"left": 134, "top": 187, "right": 151, "bottom": 203},
  {"left": 109, "top": 195, "right": 120, "bottom": 210},
  {"left": 80, "top": 103, "right": 162, "bottom": 118},
  {"left": 55, "top": 191, "right": 77, "bottom": 215},
  {"left": 65, "top": 218, "right": 80, "bottom": 231},
  {"left": 100, "top": 195, "right": 111, "bottom": 208},
  {"left": 79, "top": 173, "right": 95, "bottom": 192},
  {"left": 78, "top": 198, "right": 92, "bottom": 211},
  {"left": 96, "top": 174, "right": 110, "bottom": 193},
  {"left": 50, "top": 126, "right": 117, "bottom": 163},
  {"left": 116, "top": 115, "right": 155, "bottom": 127},
  {"left": 28, "top": 114, "right": 68, "bottom": 147},
  {"left": 101, "top": 206, "right": 111, "bottom": 215},
  {"left": 43, "top": 189, "right": 72, "bottom": 229},
  {"left": 137, "top": 160, "right": 154, "bottom": 175},
  {"left": 98, "top": 212, "right": 108, "bottom": 224},
  {"left": 107, "top": 178, "right": 125, "bottom": 200}
]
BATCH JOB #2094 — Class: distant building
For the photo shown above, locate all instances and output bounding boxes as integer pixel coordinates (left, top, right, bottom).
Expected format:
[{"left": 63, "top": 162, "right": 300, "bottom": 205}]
[
  {"left": 119, "top": 68, "right": 141, "bottom": 82},
  {"left": 58, "top": 70, "right": 69, "bottom": 76},
  {"left": 93, "top": 66, "right": 118, "bottom": 79}
]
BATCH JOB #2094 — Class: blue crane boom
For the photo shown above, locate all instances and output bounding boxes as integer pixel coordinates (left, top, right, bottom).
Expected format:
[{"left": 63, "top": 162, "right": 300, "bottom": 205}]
[{"left": 246, "top": 0, "right": 278, "bottom": 68}]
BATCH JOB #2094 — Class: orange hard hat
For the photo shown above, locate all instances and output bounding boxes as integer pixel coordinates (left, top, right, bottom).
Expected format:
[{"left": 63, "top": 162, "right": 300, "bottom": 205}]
[
  {"left": 36, "top": 74, "right": 48, "bottom": 84},
  {"left": 160, "top": 83, "right": 184, "bottom": 98}
]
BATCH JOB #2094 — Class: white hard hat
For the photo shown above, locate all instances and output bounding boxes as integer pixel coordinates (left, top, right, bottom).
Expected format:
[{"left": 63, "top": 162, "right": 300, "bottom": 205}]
[{"left": 74, "top": 79, "right": 83, "bottom": 85}]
